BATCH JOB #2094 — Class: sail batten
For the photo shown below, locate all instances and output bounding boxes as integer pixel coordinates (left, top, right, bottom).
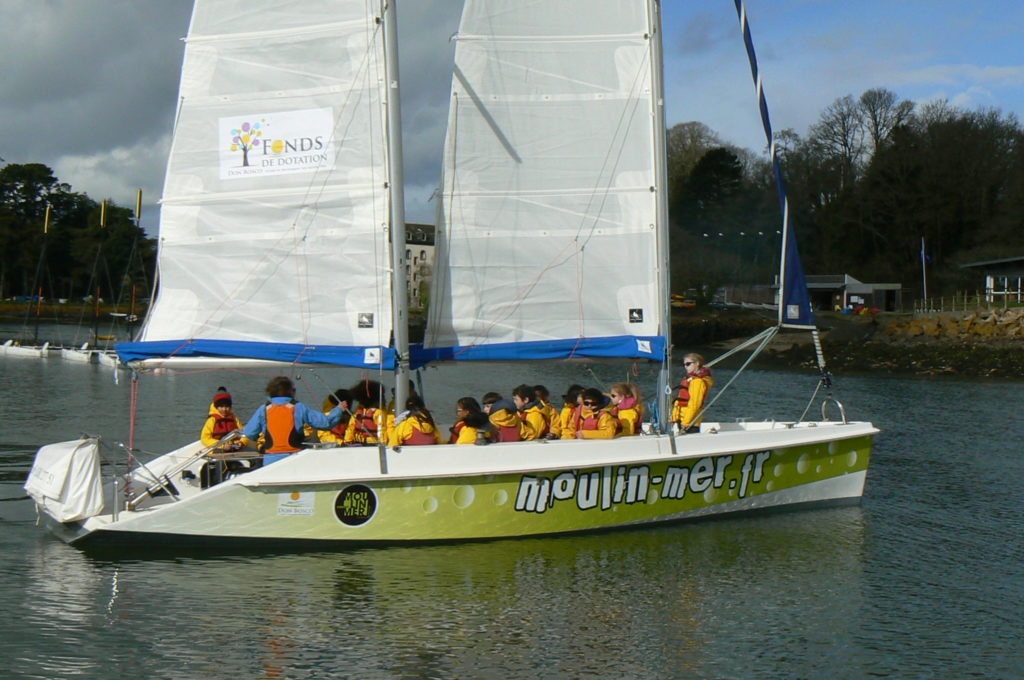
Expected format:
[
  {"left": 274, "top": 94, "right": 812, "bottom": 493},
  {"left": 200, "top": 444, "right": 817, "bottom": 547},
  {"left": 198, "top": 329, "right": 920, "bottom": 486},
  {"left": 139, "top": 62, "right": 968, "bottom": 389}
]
[
  {"left": 424, "top": 0, "right": 666, "bottom": 362},
  {"left": 123, "top": 0, "right": 394, "bottom": 367}
]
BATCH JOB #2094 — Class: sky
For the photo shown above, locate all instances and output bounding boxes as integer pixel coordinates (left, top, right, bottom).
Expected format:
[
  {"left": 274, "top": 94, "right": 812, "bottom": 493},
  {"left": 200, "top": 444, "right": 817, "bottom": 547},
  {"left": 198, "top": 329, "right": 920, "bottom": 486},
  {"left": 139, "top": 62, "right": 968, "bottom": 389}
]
[{"left": 1, "top": 0, "right": 1022, "bottom": 230}]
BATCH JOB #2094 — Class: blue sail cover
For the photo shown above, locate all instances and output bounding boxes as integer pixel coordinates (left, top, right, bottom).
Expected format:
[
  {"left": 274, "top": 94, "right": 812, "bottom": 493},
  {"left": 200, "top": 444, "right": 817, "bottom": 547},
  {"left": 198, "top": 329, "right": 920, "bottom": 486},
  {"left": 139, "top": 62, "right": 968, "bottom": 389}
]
[
  {"left": 411, "top": 335, "right": 665, "bottom": 367},
  {"left": 117, "top": 339, "right": 396, "bottom": 369},
  {"left": 735, "top": 0, "right": 816, "bottom": 330},
  {"left": 779, "top": 224, "right": 816, "bottom": 328}
]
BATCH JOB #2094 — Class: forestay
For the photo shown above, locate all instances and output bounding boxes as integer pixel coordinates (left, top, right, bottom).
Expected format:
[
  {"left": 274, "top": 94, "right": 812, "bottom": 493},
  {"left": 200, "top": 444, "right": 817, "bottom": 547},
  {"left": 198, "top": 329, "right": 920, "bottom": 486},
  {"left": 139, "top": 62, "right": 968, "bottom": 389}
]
[
  {"left": 422, "top": 0, "right": 667, "bottom": 363},
  {"left": 120, "top": 0, "right": 396, "bottom": 368}
]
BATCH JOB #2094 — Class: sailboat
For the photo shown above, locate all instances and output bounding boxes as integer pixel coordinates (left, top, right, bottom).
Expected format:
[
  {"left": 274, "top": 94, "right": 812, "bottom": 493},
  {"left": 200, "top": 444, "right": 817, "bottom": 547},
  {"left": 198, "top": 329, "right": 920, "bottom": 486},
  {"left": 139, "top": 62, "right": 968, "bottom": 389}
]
[
  {"left": 26, "top": 0, "right": 876, "bottom": 549},
  {"left": 3, "top": 205, "right": 55, "bottom": 359}
]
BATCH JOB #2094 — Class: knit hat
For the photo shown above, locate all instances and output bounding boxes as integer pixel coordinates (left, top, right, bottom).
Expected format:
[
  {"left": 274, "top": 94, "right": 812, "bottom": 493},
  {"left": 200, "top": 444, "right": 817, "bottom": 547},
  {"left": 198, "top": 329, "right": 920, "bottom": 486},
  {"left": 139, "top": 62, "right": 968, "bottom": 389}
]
[{"left": 213, "top": 386, "right": 232, "bottom": 406}]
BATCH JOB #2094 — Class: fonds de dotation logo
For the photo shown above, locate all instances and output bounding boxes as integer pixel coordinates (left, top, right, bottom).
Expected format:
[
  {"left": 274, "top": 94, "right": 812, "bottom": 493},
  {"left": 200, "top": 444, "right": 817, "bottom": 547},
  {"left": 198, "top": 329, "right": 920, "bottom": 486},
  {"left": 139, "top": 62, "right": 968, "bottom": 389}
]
[{"left": 219, "top": 108, "right": 335, "bottom": 180}]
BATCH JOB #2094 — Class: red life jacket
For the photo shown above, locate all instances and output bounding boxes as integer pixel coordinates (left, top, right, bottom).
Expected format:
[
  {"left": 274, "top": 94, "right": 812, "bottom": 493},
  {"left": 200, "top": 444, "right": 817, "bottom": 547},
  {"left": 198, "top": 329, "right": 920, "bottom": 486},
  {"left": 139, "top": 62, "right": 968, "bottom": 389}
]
[
  {"left": 496, "top": 425, "right": 521, "bottom": 442},
  {"left": 263, "top": 402, "right": 304, "bottom": 454},
  {"left": 449, "top": 421, "right": 465, "bottom": 444},
  {"left": 210, "top": 414, "right": 236, "bottom": 440},
  {"left": 352, "top": 407, "right": 379, "bottom": 442},
  {"left": 676, "top": 368, "right": 712, "bottom": 406},
  {"left": 577, "top": 409, "right": 602, "bottom": 431},
  {"left": 403, "top": 420, "right": 438, "bottom": 445},
  {"left": 327, "top": 414, "right": 350, "bottom": 439}
]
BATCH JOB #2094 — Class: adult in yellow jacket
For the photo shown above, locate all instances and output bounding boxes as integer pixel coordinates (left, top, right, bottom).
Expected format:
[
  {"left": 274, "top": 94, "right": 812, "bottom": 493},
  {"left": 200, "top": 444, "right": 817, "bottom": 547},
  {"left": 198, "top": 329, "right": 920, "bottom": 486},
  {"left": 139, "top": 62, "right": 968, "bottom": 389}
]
[{"left": 671, "top": 353, "right": 714, "bottom": 433}]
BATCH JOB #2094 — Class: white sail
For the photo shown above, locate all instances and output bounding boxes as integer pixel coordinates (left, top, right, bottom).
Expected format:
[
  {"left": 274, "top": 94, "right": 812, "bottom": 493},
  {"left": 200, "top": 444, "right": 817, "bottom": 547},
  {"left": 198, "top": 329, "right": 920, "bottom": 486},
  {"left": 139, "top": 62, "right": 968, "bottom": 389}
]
[
  {"left": 124, "top": 0, "right": 395, "bottom": 367},
  {"left": 423, "top": 0, "right": 666, "bottom": 362}
]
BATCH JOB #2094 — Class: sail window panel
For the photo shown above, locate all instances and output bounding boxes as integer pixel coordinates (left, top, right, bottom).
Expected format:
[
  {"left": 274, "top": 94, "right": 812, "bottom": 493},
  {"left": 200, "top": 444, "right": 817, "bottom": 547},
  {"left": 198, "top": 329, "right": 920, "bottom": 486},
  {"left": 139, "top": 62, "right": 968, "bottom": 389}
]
[
  {"left": 446, "top": 98, "right": 654, "bottom": 218},
  {"left": 180, "top": 33, "right": 377, "bottom": 100},
  {"left": 141, "top": 192, "right": 391, "bottom": 349},
  {"left": 460, "top": 1, "right": 648, "bottom": 39},
  {"left": 456, "top": 40, "right": 650, "bottom": 100},
  {"left": 190, "top": 0, "right": 373, "bottom": 41}
]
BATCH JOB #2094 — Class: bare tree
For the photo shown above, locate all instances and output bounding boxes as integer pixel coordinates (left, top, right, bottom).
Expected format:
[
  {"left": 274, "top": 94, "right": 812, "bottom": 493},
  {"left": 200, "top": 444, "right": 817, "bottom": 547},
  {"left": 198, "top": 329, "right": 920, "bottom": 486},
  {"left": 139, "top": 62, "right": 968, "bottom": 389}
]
[
  {"left": 810, "top": 95, "right": 865, "bottom": 189},
  {"left": 858, "top": 88, "right": 915, "bottom": 153}
]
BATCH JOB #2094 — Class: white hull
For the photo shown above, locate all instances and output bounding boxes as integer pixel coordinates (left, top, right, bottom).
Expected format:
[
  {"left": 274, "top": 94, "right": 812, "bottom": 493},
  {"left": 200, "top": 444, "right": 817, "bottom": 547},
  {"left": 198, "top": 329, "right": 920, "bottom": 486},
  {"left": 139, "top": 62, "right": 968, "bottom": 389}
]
[
  {"left": 61, "top": 347, "right": 98, "bottom": 363},
  {"left": 96, "top": 351, "right": 121, "bottom": 368},
  {"left": 34, "top": 420, "right": 877, "bottom": 550},
  {"left": 2, "top": 340, "right": 50, "bottom": 358}
]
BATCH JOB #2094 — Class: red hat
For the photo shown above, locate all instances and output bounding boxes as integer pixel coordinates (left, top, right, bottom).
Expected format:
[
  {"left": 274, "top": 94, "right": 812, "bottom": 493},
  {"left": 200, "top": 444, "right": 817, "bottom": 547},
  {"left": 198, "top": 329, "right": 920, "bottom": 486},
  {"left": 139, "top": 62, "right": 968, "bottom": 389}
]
[{"left": 213, "top": 387, "right": 232, "bottom": 406}]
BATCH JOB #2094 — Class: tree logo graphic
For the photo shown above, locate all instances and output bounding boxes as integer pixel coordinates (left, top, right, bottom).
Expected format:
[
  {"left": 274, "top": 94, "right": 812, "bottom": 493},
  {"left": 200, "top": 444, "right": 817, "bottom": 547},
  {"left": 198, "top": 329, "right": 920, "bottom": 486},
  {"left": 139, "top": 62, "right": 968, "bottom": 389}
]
[{"left": 229, "top": 120, "right": 264, "bottom": 167}]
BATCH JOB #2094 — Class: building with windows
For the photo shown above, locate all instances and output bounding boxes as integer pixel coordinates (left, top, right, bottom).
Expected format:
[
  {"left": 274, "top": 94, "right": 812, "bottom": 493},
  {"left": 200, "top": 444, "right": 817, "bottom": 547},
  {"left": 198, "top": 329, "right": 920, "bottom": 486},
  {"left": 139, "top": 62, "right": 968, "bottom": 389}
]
[
  {"left": 405, "top": 223, "right": 434, "bottom": 309},
  {"left": 959, "top": 256, "right": 1024, "bottom": 305},
  {"left": 801, "top": 274, "right": 903, "bottom": 311}
]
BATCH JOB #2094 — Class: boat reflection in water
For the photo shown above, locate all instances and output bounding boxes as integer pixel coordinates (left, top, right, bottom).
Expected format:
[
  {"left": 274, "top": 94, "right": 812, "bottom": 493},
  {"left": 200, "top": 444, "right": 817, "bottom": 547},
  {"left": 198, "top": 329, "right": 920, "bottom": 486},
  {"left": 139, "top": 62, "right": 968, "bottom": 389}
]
[{"left": 19, "top": 506, "right": 865, "bottom": 678}]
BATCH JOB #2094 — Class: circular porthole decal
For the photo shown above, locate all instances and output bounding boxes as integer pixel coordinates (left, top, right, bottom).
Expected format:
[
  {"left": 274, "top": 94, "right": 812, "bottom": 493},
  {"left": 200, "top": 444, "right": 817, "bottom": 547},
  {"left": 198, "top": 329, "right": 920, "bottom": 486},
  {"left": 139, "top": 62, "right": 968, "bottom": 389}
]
[{"left": 334, "top": 484, "right": 377, "bottom": 526}]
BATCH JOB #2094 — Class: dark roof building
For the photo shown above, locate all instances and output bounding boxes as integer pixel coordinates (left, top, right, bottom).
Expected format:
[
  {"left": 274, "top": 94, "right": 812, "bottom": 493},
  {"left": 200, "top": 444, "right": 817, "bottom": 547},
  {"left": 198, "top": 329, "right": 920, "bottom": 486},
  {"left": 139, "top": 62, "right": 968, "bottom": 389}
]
[{"left": 959, "top": 256, "right": 1024, "bottom": 304}]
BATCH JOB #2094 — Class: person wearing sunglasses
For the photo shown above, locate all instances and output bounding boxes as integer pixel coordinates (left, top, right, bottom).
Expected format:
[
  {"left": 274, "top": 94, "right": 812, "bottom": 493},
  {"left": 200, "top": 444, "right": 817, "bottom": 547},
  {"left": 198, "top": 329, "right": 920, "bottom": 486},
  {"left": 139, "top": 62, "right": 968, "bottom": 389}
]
[
  {"left": 672, "top": 353, "right": 714, "bottom": 433},
  {"left": 572, "top": 387, "right": 617, "bottom": 440}
]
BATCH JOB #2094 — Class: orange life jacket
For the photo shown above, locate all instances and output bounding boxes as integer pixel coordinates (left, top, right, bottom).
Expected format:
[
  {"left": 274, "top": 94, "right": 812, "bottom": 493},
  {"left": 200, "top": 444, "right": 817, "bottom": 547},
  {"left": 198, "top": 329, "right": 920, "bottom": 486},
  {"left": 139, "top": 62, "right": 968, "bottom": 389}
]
[{"left": 263, "top": 402, "right": 304, "bottom": 454}]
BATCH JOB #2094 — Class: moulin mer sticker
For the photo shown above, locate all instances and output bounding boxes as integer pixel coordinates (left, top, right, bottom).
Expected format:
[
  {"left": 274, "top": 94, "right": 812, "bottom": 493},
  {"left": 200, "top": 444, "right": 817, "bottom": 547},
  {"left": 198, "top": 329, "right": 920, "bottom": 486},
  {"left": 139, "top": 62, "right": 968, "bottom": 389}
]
[{"left": 334, "top": 485, "right": 377, "bottom": 526}]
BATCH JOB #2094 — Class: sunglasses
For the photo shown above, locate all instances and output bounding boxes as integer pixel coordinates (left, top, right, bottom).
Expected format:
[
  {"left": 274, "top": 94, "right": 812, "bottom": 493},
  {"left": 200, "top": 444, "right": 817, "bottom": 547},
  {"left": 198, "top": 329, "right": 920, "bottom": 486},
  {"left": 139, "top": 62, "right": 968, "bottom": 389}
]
[
  {"left": 583, "top": 400, "right": 599, "bottom": 406},
  {"left": 683, "top": 361, "right": 696, "bottom": 366}
]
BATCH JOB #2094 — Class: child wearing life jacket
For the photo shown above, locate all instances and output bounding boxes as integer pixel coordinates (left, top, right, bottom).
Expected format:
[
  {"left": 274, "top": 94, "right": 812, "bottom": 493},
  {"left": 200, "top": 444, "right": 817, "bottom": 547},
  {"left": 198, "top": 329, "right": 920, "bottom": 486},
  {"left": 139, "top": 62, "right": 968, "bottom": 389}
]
[
  {"left": 512, "top": 384, "right": 547, "bottom": 440},
  {"left": 450, "top": 397, "right": 486, "bottom": 444},
  {"left": 609, "top": 382, "right": 643, "bottom": 436},
  {"left": 482, "top": 392, "right": 533, "bottom": 442},
  {"left": 242, "top": 376, "right": 346, "bottom": 465},
  {"left": 672, "top": 352, "right": 714, "bottom": 433},
  {"left": 532, "top": 385, "right": 561, "bottom": 439},
  {"left": 316, "top": 388, "right": 352, "bottom": 445},
  {"left": 345, "top": 379, "right": 395, "bottom": 445},
  {"left": 572, "top": 387, "right": 617, "bottom": 439},
  {"left": 557, "top": 385, "right": 584, "bottom": 440},
  {"left": 201, "top": 387, "right": 247, "bottom": 451},
  {"left": 389, "top": 395, "right": 442, "bottom": 446}
]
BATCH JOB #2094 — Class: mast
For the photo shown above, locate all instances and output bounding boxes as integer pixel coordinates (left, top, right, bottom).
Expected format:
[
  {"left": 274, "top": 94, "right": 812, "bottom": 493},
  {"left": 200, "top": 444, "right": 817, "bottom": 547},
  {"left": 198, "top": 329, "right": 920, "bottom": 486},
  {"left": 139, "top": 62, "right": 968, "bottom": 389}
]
[
  {"left": 382, "top": 0, "right": 410, "bottom": 410},
  {"left": 648, "top": 0, "right": 673, "bottom": 430}
]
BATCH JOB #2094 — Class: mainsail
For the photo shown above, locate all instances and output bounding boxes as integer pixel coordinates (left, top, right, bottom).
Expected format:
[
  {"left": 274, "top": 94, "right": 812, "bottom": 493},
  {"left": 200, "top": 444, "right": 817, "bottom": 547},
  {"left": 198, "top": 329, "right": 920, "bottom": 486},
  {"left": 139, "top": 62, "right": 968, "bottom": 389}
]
[
  {"left": 119, "top": 0, "right": 397, "bottom": 368},
  {"left": 421, "top": 0, "right": 669, "bottom": 363}
]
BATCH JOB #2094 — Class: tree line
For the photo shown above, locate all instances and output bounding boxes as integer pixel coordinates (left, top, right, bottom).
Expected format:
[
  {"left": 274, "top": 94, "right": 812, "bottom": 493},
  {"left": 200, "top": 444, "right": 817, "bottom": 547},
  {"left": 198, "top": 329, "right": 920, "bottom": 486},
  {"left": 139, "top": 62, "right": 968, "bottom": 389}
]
[
  {"left": 667, "top": 88, "right": 1024, "bottom": 300},
  {"left": 4, "top": 90, "right": 1020, "bottom": 310},
  {"left": 0, "top": 163, "right": 156, "bottom": 307}
]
